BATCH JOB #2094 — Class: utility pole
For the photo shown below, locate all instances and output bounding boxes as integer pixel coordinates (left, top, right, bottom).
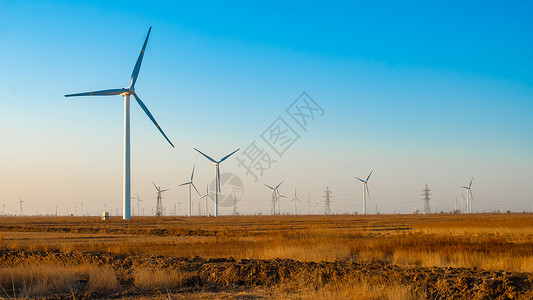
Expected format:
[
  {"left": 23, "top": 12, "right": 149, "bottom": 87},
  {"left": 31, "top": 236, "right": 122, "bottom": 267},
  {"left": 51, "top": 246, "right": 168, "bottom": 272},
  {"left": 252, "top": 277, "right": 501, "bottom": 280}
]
[
  {"left": 422, "top": 183, "right": 431, "bottom": 215},
  {"left": 323, "top": 187, "right": 332, "bottom": 215},
  {"left": 80, "top": 202, "right": 84, "bottom": 216}
]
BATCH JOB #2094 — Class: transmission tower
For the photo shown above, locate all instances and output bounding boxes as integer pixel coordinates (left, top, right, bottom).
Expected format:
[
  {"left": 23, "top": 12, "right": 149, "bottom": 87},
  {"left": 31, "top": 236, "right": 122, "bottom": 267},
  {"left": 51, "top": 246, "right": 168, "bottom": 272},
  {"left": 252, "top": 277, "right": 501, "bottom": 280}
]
[
  {"left": 422, "top": 183, "right": 431, "bottom": 215},
  {"left": 323, "top": 186, "right": 332, "bottom": 215},
  {"left": 156, "top": 192, "right": 163, "bottom": 217}
]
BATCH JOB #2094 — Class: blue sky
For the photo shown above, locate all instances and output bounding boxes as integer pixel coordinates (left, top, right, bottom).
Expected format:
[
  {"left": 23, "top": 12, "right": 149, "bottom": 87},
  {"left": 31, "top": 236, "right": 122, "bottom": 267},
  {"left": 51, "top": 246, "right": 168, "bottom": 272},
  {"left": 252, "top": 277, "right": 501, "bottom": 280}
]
[{"left": 1, "top": 1, "right": 532, "bottom": 216}]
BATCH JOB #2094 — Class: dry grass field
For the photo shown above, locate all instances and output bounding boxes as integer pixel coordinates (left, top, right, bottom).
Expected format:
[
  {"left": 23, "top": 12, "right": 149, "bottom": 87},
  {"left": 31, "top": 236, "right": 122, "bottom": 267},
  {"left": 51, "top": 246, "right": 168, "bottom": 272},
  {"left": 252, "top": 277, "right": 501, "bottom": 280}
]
[{"left": 0, "top": 213, "right": 532, "bottom": 299}]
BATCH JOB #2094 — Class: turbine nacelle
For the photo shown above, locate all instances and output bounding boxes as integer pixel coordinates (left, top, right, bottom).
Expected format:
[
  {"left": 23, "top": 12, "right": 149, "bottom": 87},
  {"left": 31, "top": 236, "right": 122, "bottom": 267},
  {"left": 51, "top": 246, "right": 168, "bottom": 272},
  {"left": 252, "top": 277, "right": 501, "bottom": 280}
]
[{"left": 120, "top": 88, "right": 135, "bottom": 97}]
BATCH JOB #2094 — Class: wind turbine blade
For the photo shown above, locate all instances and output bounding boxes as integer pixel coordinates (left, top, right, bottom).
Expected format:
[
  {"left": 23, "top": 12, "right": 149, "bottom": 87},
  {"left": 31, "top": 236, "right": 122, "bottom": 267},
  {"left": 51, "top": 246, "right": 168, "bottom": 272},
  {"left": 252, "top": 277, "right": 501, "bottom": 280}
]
[
  {"left": 469, "top": 177, "right": 474, "bottom": 188},
  {"left": 219, "top": 148, "right": 240, "bottom": 163},
  {"left": 461, "top": 186, "right": 469, "bottom": 189},
  {"left": 470, "top": 190, "right": 475, "bottom": 202},
  {"left": 65, "top": 88, "right": 126, "bottom": 97},
  {"left": 366, "top": 170, "right": 374, "bottom": 182},
  {"left": 192, "top": 182, "right": 201, "bottom": 196},
  {"left": 355, "top": 177, "right": 365, "bottom": 183},
  {"left": 264, "top": 184, "right": 275, "bottom": 190},
  {"left": 194, "top": 148, "right": 217, "bottom": 163},
  {"left": 133, "top": 93, "right": 174, "bottom": 148},
  {"left": 179, "top": 182, "right": 190, "bottom": 186},
  {"left": 130, "top": 26, "right": 152, "bottom": 88},
  {"left": 276, "top": 181, "right": 284, "bottom": 189},
  {"left": 152, "top": 181, "right": 160, "bottom": 191},
  {"left": 160, "top": 189, "right": 170, "bottom": 192},
  {"left": 191, "top": 165, "right": 195, "bottom": 181}
]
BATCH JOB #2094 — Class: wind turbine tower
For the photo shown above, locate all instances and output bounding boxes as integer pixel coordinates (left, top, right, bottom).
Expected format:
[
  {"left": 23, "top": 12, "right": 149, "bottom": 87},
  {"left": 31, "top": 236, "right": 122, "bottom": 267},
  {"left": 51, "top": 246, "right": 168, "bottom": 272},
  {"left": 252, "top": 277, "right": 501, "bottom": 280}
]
[
  {"left": 324, "top": 187, "right": 332, "bottom": 215},
  {"left": 356, "top": 170, "right": 373, "bottom": 215},
  {"left": 307, "top": 195, "right": 311, "bottom": 215},
  {"left": 153, "top": 182, "right": 169, "bottom": 217},
  {"left": 462, "top": 177, "right": 475, "bottom": 213},
  {"left": 194, "top": 148, "right": 240, "bottom": 217},
  {"left": 65, "top": 27, "right": 174, "bottom": 220},
  {"left": 179, "top": 165, "right": 200, "bottom": 217},
  {"left": 422, "top": 183, "right": 431, "bottom": 215}
]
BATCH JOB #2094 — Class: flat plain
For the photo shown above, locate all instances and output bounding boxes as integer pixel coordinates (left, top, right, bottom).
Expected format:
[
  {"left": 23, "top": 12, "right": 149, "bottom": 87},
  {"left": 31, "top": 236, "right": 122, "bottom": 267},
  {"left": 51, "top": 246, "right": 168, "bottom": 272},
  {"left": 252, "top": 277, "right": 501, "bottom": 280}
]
[{"left": 0, "top": 213, "right": 532, "bottom": 299}]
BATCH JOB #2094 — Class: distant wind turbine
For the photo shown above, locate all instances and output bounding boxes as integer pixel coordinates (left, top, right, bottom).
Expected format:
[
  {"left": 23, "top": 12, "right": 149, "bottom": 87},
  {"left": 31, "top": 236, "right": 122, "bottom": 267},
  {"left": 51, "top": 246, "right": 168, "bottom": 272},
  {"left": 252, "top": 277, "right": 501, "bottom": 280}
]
[
  {"left": 356, "top": 170, "right": 373, "bottom": 215},
  {"left": 179, "top": 165, "right": 201, "bottom": 216},
  {"left": 290, "top": 189, "right": 301, "bottom": 215},
  {"left": 199, "top": 183, "right": 214, "bottom": 216},
  {"left": 132, "top": 193, "right": 143, "bottom": 216},
  {"left": 265, "top": 181, "right": 285, "bottom": 215},
  {"left": 462, "top": 177, "right": 475, "bottom": 213},
  {"left": 65, "top": 27, "right": 174, "bottom": 220},
  {"left": 194, "top": 148, "right": 240, "bottom": 217},
  {"left": 19, "top": 195, "right": 23, "bottom": 216}
]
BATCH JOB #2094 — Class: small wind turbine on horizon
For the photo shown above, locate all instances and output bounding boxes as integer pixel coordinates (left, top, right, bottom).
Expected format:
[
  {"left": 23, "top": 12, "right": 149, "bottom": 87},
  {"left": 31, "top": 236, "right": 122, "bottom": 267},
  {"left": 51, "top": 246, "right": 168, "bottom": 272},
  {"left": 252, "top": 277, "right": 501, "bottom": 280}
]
[
  {"left": 290, "top": 189, "right": 301, "bottom": 215},
  {"left": 179, "top": 165, "right": 201, "bottom": 217},
  {"left": 462, "top": 177, "right": 475, "bottom": 213},
  {"left": 19, "top": 195, "right": 23, "bottom": 216},
  {"left": 194, "top": 148, "right": 240, "bottom": 217},
  {"left": 132, "top": 193, "right": 143, "bottom": 216},
  {"left": 265, "top": 181, "right": 285, "bottom": 215},
  {"left": 356, "top": 170, "right": 373, "bottom": 215},
  {"left": 65, "top": 27, "right": 174, "bottom": 220},
  {"left": 199, "top": 183, "right": 214, "bottom": 216}
]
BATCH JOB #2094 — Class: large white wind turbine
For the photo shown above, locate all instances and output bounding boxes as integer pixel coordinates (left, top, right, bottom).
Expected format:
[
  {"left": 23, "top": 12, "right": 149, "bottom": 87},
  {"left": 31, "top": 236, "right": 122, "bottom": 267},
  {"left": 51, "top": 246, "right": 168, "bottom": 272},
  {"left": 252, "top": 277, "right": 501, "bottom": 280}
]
[
  {"left": 179, "top": 165, "right": 201, "bottom": 217},
  {"left": 356, "top": 170, "right": 373, "bottom": 215},
  {"left": 65, "top": 27, "right": 174, "bottom": 220},
  {"left": 194, "top": 148, "right": 240, "bottom": 217},
  {"left": 462, "top": 177, "right": 475, "bottom": 213},
  {"left": 265, "top": 181, "right": 284, "bottom": 215}
]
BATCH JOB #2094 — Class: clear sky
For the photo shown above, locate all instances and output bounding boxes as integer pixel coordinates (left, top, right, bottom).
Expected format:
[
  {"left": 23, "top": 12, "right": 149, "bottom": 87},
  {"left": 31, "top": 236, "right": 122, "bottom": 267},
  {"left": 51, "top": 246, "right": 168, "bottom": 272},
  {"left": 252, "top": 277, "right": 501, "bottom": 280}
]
[{"left": 1, "top": 1, "right": 532, "bottom": 216}]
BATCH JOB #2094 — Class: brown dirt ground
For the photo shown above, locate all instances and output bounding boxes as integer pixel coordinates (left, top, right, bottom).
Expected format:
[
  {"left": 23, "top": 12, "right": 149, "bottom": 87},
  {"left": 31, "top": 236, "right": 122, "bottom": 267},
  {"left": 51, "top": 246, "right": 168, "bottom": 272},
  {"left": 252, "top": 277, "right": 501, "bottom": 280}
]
[{"left": 1, "top": 249, "right": 532, "bottom": 299}]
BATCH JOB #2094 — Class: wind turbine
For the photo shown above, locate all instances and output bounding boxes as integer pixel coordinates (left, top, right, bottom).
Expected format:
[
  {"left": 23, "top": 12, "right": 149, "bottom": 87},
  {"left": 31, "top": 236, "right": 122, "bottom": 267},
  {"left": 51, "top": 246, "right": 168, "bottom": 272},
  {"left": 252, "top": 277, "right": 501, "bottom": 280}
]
[
  {"left": 199, "top": 183, "right": 214, "bottom": 216},
  {"left": 132, "top": 193, "right": 143, "bottom": 216},
  {"left": 179, "top": 165, "right": 201, "bottom": 216},
  {"left": 153, "top": 182, "right": 169, "bottom": 217},
  {"left": 462, "top": 177, "right": 475, "bottom": 213},
  {"left": 194, "top": 148, "right": 240, "bottom": 217},
  {"left": 290, "top": 189, "right": 301, "bottom": 215},
  {"left": 264, "top": 181, "right": 284, "bottom": 215},
  {"left": 356, "top": 170, "right": 373, "bottom": 215},
  {"left": 19, "top": 196, "right": 23, "bottom": 216},
  {"left": 65, "top": 27, "right": 174, "bottom": 220}
]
